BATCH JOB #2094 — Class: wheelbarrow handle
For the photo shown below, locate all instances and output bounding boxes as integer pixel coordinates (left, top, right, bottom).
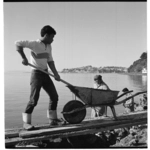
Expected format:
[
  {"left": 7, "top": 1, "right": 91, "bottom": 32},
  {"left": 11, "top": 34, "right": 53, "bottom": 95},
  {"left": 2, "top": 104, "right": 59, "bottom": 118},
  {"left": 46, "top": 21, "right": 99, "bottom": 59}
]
[
  {"left": 116, "top": 90, "right": 133, "bottom": 100},
  {"left": 115, "top": 91, "right": 147, "bottom": 105},
  {"left": 28, "top": 63, "right": 73, "bottom": 86}
]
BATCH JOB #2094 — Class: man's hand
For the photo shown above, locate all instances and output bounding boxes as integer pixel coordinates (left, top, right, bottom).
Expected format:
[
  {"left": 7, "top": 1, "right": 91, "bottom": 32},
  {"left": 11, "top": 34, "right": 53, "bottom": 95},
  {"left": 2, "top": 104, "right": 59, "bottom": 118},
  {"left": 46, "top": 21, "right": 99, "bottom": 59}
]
[
  {"left": 22, "top": 58, "right": 28, "bottom": 66},
  {"left": 54, "top": 74, "right": 61, "bottom": 81},
  {"left": 16, "top": 46, "right": 28, "bottom": 66},
  {"left": 48, "top": 61, "right": 61, "bottom": 81}
]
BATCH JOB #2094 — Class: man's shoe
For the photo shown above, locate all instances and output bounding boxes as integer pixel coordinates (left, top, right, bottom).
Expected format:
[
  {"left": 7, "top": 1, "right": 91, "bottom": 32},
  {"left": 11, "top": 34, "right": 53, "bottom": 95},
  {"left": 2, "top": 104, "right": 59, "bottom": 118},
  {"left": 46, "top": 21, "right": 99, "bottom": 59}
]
[
  {"left": 22, "top": 113, "right": 34, "bottom": 130},
  {"left": 49, "top": 119, "right": 59, "bottom": 126},
  {"left": 49, "top": 119, "right": 67, "bottom": 126},
  {"left": 23, "top": 123, "right": 35, "bottom": 130},
  {"left": 47, "top": 110, "right": 67, "bottom": 126}
]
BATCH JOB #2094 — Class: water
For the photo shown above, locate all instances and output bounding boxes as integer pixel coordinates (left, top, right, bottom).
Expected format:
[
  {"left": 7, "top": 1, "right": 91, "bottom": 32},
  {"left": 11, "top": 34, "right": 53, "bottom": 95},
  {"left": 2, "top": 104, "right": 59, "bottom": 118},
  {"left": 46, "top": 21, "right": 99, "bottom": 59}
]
[{"left": 5, "top": 72, "right": 147, "bottom": 129}]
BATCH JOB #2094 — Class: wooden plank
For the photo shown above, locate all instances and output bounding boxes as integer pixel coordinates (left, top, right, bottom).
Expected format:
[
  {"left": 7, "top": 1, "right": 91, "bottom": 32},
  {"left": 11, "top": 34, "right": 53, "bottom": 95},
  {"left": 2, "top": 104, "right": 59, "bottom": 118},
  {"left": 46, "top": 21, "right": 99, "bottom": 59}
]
[
  {"left": 19, "top": 119, "right": 146, "bottom": 138},
  {"left": 5, "top": 119, "right": 95, "bottom": 139},
  {"left": 5, "top": 119, "right": 146, "bottom": 147},
  {"left": 19, "top": 111, "right": 147, "bottom": 138}
]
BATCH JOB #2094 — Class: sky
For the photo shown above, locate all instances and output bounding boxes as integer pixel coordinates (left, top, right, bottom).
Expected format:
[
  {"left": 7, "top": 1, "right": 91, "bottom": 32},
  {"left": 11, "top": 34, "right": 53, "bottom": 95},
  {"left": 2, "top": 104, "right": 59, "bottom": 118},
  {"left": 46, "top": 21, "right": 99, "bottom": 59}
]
[{"left": 4, "top": 2, "right": 147, "bottom": 72}]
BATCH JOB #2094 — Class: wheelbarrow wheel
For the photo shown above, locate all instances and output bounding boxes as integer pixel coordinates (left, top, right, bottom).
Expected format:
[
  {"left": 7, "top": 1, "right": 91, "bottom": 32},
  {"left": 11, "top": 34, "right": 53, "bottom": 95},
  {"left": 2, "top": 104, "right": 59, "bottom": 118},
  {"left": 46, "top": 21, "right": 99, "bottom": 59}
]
[{"left": 62, "top": 100, "right": 86, "bottom": 124}]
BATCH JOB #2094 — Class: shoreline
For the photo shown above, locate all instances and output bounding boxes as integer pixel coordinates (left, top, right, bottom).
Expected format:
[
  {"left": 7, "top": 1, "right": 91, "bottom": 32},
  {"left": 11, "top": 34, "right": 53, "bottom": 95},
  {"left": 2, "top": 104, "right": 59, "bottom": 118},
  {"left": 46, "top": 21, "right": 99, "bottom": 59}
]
[
  {"left": 117, "top": 72, "right": 147, "bottom": 76},
  {"left": 60, "top": 72, "right": 147, "bottom": 76},
  {"left": 5, "top": 70, "right": 147, "bottom": 76}
]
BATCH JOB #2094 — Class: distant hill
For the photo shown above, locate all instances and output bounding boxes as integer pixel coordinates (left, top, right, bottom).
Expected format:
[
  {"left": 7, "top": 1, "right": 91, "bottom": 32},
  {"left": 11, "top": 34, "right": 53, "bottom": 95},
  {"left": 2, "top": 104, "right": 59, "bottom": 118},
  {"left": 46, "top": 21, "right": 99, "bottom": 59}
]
[
  {"left": 128, "top": 52, "right": 147, "bottom": 73},
  {"left": 61, "top": 66, "right": 127, "bottom": 73},
  {"left": 99, "top": 66, "right": 127, "bottom": 73},
  {"left": 61, "top": 52, "right": 147, "bottom": 74},
  {"left": 61, "top": 66, "right": 98, "bottom": 73}
]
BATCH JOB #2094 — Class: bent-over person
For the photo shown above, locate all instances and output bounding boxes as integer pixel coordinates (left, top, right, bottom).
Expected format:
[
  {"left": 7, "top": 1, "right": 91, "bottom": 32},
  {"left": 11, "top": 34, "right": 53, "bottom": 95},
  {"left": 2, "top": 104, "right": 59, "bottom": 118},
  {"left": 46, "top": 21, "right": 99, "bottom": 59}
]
[{"left": 122, "top": 88, "right": 134, "bottom": 113}]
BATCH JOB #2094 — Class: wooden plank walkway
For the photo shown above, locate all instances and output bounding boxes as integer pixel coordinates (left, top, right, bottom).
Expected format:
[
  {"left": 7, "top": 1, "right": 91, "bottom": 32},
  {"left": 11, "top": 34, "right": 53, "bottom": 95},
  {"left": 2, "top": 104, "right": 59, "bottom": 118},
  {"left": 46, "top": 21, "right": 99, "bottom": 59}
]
[{"left": 5, "top": 111, "right": 147, "bottom": 147}]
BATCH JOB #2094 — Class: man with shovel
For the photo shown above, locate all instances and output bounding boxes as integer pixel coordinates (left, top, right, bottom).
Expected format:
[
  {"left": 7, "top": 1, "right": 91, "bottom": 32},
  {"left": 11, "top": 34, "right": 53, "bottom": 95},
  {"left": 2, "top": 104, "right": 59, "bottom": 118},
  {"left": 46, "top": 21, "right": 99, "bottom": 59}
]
[{"left": 15, "top": 25, "right": 63, "bottom": 130}]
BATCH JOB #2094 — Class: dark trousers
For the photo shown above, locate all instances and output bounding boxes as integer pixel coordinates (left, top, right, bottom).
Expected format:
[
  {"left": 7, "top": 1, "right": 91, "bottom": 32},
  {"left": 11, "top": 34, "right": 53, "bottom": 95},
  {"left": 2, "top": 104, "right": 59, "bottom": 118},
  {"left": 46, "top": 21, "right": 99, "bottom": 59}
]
[{"left": 25, "top": 70, "right": 58, "bottom": 114}]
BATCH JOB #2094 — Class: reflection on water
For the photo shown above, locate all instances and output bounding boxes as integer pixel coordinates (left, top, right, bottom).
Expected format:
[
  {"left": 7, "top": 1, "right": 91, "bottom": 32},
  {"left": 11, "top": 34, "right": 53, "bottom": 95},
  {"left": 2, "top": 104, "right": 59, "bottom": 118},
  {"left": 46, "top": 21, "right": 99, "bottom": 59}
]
[
  {"left": 127, "top": 75, "right": 147, "bottom": 91},
  {"left": 142, "top": 75, "right": 147, "bottom": 86},
  {"left": 5, "top": 72, "right": 147, "bottom": 128}
]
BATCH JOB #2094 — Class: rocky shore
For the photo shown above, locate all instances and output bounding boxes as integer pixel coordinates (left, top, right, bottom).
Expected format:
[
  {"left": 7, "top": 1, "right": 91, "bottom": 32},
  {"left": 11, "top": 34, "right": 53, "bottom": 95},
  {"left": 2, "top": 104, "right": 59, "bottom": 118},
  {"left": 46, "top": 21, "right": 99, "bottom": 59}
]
[{"left": 112, "top": 124, "right": 147, "bottom": 147}]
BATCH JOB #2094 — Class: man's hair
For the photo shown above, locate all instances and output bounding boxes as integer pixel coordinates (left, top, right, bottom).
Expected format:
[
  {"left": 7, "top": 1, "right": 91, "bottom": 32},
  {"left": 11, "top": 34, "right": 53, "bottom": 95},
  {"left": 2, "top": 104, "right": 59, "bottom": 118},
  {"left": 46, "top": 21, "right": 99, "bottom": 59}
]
[
  {"left": 94, "top": 75, "right": 102, "bottom": 81},
  {"left": 122, "top": 88, "right": 129, "bottom": 93},
  {"left": 41, "top": 25, "right": 56, "bottom": 37}
]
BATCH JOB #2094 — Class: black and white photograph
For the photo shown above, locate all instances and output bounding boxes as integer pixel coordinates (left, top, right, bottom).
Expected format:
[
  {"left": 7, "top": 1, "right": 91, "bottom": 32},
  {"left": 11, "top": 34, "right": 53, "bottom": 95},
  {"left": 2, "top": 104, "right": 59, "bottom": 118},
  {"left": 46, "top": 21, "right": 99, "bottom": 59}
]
[{"left": 4, "top": 0, "right": 147, "bottom": 148}]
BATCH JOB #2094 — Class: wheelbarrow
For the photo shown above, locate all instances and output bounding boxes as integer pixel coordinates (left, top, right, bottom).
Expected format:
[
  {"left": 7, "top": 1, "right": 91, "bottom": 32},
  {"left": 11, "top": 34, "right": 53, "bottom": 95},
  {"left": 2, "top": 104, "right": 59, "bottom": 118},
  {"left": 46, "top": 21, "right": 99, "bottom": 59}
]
[
  {"left": 62, "top": 86, "right": 146, "bottom": 124},
  {"left": 28, "top": 63, "right": 147, "bottom": 124},
  {"left": 62, "top": 85, "right": 120, "bottom": 123}
]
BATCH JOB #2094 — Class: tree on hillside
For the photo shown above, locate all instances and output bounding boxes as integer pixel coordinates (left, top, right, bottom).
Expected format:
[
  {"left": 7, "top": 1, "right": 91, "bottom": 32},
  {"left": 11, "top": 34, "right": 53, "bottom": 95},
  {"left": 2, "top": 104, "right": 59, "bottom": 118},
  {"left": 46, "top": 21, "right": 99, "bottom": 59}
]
[
  {"left": 140, "top": 52, "right": 147, "bottom": 59},
  {"left": 128, "top": 52, "right": 147, "bottom": 73}
]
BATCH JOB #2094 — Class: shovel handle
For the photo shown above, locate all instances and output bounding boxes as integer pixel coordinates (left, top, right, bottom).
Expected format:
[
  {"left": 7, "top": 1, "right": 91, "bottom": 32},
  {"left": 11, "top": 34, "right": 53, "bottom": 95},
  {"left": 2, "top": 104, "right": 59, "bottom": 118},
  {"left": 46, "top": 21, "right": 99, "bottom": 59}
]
[{"left": 28, "top": 63, "right": 73, "bottom": 86}]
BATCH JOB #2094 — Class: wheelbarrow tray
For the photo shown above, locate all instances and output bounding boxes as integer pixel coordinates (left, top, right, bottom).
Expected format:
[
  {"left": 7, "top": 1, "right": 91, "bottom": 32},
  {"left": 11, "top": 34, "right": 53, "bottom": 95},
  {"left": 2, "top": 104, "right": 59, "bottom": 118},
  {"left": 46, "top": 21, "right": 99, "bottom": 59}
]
[{"left": 67, "top": 85, "right": 119, "bottom": 106}]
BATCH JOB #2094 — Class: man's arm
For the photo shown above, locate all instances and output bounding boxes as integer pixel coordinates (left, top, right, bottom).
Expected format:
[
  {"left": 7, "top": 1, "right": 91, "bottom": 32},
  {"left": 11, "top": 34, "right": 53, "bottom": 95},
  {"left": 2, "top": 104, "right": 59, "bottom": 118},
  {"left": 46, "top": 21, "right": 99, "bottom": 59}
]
[
  {"left": 48, "top": 61, "right": 60, "bottom": 81},
  {"left": 16, "top": 45, "right": 28, "bottom": 65},
  {"left": 15, "top": 40, "right": 36, "bottom": 65}
]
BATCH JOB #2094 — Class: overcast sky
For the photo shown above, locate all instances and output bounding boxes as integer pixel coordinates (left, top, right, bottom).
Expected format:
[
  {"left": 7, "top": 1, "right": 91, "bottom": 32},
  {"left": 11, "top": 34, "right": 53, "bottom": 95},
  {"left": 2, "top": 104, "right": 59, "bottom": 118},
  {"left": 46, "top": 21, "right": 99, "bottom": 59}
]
[{"left": 4, "top": 2, "right": 147, "bottom": 72}]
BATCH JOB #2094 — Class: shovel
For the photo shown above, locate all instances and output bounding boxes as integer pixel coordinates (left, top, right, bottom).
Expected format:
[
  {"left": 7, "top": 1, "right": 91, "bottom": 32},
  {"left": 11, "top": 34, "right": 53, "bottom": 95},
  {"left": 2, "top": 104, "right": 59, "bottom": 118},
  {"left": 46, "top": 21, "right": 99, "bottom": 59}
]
[{"left": 28, "top": 63, "right": 73, "bottom": 86}]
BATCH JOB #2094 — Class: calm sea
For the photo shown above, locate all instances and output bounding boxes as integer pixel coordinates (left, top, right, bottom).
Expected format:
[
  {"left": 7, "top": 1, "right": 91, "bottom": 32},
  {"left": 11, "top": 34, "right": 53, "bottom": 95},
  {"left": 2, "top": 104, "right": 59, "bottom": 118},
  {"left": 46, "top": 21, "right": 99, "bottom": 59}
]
[{"left": 5, "top": 72, "right": 147, "bottom": 129}]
